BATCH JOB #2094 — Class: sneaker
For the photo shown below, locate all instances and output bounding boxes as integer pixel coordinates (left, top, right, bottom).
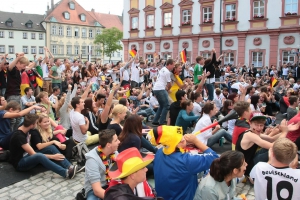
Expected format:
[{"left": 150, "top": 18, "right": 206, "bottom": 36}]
[
  {"left": 68, "top": 165, "right": 78, "bottom": 179},
  {"left": 77, "top": 165, "right": 85, "bottom": 173}
]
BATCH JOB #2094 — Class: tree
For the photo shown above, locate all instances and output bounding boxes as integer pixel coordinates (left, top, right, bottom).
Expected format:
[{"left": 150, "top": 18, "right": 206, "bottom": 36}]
[{"left": 94, "top": 27, "right": 123, "bottom": 62}]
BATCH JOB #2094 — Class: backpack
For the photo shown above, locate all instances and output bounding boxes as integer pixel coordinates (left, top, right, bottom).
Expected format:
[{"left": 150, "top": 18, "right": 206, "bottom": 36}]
[{"left": 72, "top": 142, "right": 89, "bottom": 166}]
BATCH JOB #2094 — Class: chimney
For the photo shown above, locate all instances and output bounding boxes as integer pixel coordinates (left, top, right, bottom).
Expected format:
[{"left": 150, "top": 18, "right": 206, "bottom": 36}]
[
  {"left": 21, "top": 11, "right": 23, "bottom": 13},
  {"left": 51, "top": 0, "right": 54, "bottom": 10},
  {"left": 91, "top": 8, "right": 95, "bottom": 12},
  {"left": 47, "top": 2, "right": 49, "bottom": 11}
]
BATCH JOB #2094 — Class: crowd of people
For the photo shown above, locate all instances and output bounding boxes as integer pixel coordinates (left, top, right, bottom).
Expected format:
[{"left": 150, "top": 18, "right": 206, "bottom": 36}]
[{"left": 0, "top": 46, "right": 300, "bottom": 200}]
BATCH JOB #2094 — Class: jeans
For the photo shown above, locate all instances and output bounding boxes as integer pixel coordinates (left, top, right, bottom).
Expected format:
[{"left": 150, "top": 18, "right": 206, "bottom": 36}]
[
  {"left": 87, "top": 190, "right": 101, "bottom": 200},
  {"left": 37, "top": 145, "right": 71, "bottom": 169},
  {"left": 207, "top": 129, "right": 232, "bottom": 147},
  {"left": 7, "top": 95, "right": 22, "bottom": 132},
  {"left": 206, "top": 83, "right": 214, "bottom": 101},
  {"left": 152, "top": 90, "right": 170, "bottom": 124},
  {"left": 17, "top": 152, "right": 69, "bottom": 178},
  {"left": 0, "top": 134, "right": 13, "bottom": 150}
]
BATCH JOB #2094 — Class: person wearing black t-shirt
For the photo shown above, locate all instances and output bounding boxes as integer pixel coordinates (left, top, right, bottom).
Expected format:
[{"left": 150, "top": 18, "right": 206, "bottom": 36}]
[
  {"left": 9, "top": 114, "right": 78, "bottom": 179},
  {"left": 0, "top": 57, "right": 8, "bottom": 96}
]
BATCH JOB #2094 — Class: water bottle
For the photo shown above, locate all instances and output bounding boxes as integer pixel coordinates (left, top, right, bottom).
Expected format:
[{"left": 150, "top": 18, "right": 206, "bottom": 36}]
[{"left": 219, "top": 137, "right": 224, "bottom": 146}]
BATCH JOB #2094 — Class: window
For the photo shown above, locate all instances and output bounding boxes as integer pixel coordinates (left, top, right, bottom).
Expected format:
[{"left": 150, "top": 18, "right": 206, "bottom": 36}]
[
  {"left": 80, "top": 14, "right": 86, "bottom": 21},
  {"left": 82, "top": 46, "right": 86, "bottom": 55},
  {"left": 9, "top": 46, "right": 14, "bottom": 54},
  {"left": 52, "top": 45, "right": 57, "bottom": 55},
  {"left": 52, "top": 25, "right": 56, "bottom": 35},
  {"left": 253, "top": 1, "right": 265, "bottom": 17},
  {"left": 202, "top": 53, "right": 211, "bottom": 59},
  {"left": 31, "top": 46, "right": 36, "bottom": 54},
  {"left": 67, "top": 27, "right": 71, "bottom": 36},
  {"left": 69, "top": 2, "right": 75, "bottom": 9},
  {"left": 117, "top": 52, "right": 120, "bottom": 57},
  {"left": 23, "top": 32, "right": 27, "bottom": 39},
  {"left": 0, "top": 31, "right": 4, "bottom": 38},
  {"left": 74, "top": 28, "right": 79, "bottom": 37},
  {"left": 6, "top": 22, "right": 12, "bottom": 27},
  {"left": 66, "top": 46, "right": 71, "bottom": 55},
  {"left": 96, "top": 47, "right": 101, "bottom": 55},
  {"left": 282, "top": 51, "right": 295, "bottom": 64},
  {"left": 39, "top": 33, "right": 43, "bottom": 40},
  {"left": 58, "top": 27, "right": 63, "bottom": 36},
  {"left": 58, "top": 45, "right": 64, "bottom": 55},
  {"left": 89, "top": 30, "right": 93, "bottom": 38},
  {"left": 31, "top": 33, "right": 36, "bottom": 39},
  {"left": 285, "top": 0, "right": 298, "bottom": 14},
  {"left": 131, "top": 17, "right": 138, "bottom": 29},
  {"left": 147, "top": 54, "right": 154, "bottom": 62},
  {"left": 90, "top": 46, "right": 94, "bottom": 55},
  {"left": 27, "top": 23, "right": 32, "bottom": 28},
  {"left": 164, "top": 12, "right": 172, "bottom": 26},
  {"left": 182, "top": 10, "right": 191, "bottom": 23},
  {"left": 96, "top": 29, "right": 101, "bottom": 35},
  {"left": 224, "top": 53, "right": 235, "bottom": 65},
  {"left": 147, "top": 15, "right": 154, "bottom": 27},
  {"left": 203, "top": 7, "right": 213, "bottom": 22},
  {"left": 39, "top": 46, "right": 44, "bottom": 54},
  {"left": 23, "top": 46, "right": 28, "bottom": 54},
  {"left": 0, "top": 46, "right": 5, "bottom": 53},
  {"left": 75, "top": 46, "right": 79, "bottom": 55},
  {"left": 9, "top": 32, "right": 13, "bottom": 38},
  {"left": 226, "top": 4, "right": 236, "bottom": 20},
  {"left": 64, "top": 12, "right": 70, "bottom": 20},
  {"left": 82, "top": 28, "right": 86, "bottom": 37},
  {"left": 252, "top": 52, "right": 263, "bottom": 67}
]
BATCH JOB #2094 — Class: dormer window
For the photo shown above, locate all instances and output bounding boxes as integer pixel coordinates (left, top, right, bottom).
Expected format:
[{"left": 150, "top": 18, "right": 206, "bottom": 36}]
[
  {"left": 64, "top": 12, "right": 70, "bottom": 20},
  {"left": 5, "top": 18, "right": 13, "bottom": 27},
  {"left": 69, "top": 2, "right": 75, "bottom": 10},
  {"left": 27, "top": 24, "right": 32, "bottom": 28},
  {"left": 25, "top": 20, "right": 33, "bottom": 28},
  {"left": 80, "top": 14, "right": 86, "bottom": 22}
]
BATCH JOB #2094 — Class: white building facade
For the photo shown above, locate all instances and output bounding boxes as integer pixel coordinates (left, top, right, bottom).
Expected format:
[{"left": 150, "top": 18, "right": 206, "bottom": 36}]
[
  {"left": 0, "top": 11, "right": 46, "bottom": 61},
  {"left": 122, "top": 0, "right": 300, "bottom": 67}
]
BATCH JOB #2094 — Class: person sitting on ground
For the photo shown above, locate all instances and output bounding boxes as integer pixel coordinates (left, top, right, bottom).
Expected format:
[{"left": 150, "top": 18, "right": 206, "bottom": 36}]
[
  {"left": 192, "top": 102, "right": 232, "bottom": 147},
  {"left": 9, "top": 114, "right": 77, "bottom": 179},
  {"left": 0, "top": 101, "right": 40, "bottom": 150},
  {"left": 235, "top": 111, "right": 299, "bottom": 177},
  {"left": 287, "top": 95, "right": 298, "bottom": 120},
  {"left": 21, "top": 87, "right": 36, "bottom": 114},
  {"left": 148, "top": 126, "right": 219, "bottom": 200},
  {"left": 250, "top": 138, "right": 300, "bottom": 200},
  {"left": 84, "top": 129, "right": 120, "bottom": 200},
  {"left": 107, "top": 104, "right": 127, "bottom": 136},
  {"left": 0, "top": 96, "right": 7, "bottom": 110},
  {"left": 169, "top": 90, "right": 187, "bottom": 126},
  {"left": 194, "top": 151, "right": 247, "bottom": 200},
  {"left": 175, "top": 100, "right": 199, "bottom": 133},
  {"left": 36, "top": 91, "right": 56, "bottom": 121},
  {"left": 104, "top": 147, "right": 156, "bottom": 200},
  {"left": 231, "top": 101, "right": 251, "bottom": 150}
]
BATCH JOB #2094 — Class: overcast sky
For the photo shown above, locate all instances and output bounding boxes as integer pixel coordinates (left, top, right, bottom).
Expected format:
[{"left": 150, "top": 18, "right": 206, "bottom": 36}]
[{"left": 0, "top": 0, "right": 123, "bottom": 15}]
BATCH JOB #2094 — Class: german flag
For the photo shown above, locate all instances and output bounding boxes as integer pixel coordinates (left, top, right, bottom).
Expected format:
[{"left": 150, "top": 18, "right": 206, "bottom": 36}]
[
  {"left": 129, "top": 48, "right": 137, "bottom": 57},
  {"left": 180, "top": 49, "right": 187, "bottom": 63},
  {"left": 270, "top": 77, "right": 277, "bottom": 88},
  {"left": 20, "top": 71, "right": 30, "bottom": 96}
]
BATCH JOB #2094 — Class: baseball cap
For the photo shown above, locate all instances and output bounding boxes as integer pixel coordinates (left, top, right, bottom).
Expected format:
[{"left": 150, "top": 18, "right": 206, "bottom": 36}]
[{"left": 250, "top": 111, "right": 267, "bottom": 121}]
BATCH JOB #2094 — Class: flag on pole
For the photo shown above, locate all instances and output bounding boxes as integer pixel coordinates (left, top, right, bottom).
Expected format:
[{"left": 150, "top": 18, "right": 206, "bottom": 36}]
[
  {"left": 129, "top": 48, "right": 137, "bottom": 57},
  {"left": 180, "top": 49, "right": 187, "bottom": 63},
  {"left": 270, "top": 77, "right": 277, "bottom": 88}
]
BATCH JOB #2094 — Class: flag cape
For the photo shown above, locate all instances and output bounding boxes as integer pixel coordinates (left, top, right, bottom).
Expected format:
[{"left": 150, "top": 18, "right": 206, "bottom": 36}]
[
  {"left": 180, "top": 49, "right": 187, "bottom": 63},
  {"left": 129, "top": 48, "right": 137, "bottom": 57},
  {"left": 36, "top": 76, "right": 43, "bottom": 88},
  {"left": 270, "top": 77, "right": 277, "bottom": 88},
  {"left": 20, "top": 72, "right": 30, "bottom": 96}
]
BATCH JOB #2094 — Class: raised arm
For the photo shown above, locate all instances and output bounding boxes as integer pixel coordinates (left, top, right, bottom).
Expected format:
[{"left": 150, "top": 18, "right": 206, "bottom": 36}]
[
  {"left": 81, "top": 82, "right": 92, "bottom": 101},
  {"left": 100, "top": 84, "right": 119, "bottom": 123},
  {"left": 9, "top": 52, "right": 24, "bottom": 71}
]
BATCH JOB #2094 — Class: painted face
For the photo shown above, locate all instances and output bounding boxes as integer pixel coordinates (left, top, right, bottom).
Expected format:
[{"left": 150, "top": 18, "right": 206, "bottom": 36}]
[{"left": 250, "top": 121, "right": 265, "bottom": 134}]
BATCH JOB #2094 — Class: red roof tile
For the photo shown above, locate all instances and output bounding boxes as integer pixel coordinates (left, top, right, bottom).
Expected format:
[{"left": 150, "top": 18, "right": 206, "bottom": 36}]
[
  {"left": 45, "top": 0, "right": 98, "bottom": 26},
  {"left": 88, "top": 12, "right": 123, "bottom": 31}
]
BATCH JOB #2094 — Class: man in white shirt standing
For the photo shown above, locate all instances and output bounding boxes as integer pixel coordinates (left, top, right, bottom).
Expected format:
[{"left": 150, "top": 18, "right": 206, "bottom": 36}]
[
  {"left": 152, "top": 59, "right": 175, "bottom": 125},
  {"left": 130, "top": 58, "right": 140, "bottom": 88}
]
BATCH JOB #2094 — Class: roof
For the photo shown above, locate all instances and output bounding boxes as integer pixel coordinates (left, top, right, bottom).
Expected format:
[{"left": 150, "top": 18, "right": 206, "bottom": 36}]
[
  {"left": 0, "top": 11, "right": 45, "bottom": 32},
  {"left": 44, "top": 0, "right": 100, "bottom": 27},
  {"left": 88, "top": 12, "right": 123, "bottom": 31}
]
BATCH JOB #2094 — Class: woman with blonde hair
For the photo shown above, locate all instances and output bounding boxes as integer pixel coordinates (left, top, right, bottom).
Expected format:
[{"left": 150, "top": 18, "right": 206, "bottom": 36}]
[{"left": 107, "top": 104, "right": 127, "bottom": 136}]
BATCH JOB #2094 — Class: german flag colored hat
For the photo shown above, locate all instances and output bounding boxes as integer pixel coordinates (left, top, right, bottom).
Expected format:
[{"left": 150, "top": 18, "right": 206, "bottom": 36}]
[
  {"left": 147, "top": 125, "right": 183, "bottom": 155},
  {"left": 108, "top": 147, "right": 154, "bottom": 179}
]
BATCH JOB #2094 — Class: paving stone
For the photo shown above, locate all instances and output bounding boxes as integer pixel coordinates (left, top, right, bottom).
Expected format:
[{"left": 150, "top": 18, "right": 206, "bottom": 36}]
[
  {"left": 0, "top": 192, "right": 9, "bottom": 198},
  {"left": 28, "top": 194, "right": 42, "bottom": 200},
  {"left": 41, "top": 188, "right": 53, "bottom": 196},
  {"left": 30, "top": 185, "right": 47, "bottom": 194},
  {"left": 9, "top": 189, "right": 26, "bottom": 198},
  {"left": 15, "top": 192, "right": 32, "bottom": 200}
]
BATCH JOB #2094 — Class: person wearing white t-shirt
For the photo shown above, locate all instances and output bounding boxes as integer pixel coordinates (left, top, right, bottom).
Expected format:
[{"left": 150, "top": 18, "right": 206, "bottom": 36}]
[
  {"left": 192, "top": 91, "right": 203, "bottom": 117},
  {"left": 152, "top": 59, "right": 175, "bottom": 125},
  {"left": 282, "top": 64, "right": 289, "bottom": 80},
  {"left": 250, "top": 138, "right": 300, "bottom": 200},
  {"left": 71, "top": 60, "right": 79, "bottom": 73},
  {"left": 149, "top": 64, "right": 159, "bottom": 80},
  {"left": 131, "top": 58, "right": 140, "bottom": 88},
  {"left": 120, "top": 59, "right": 132, "bottom": 87}
]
